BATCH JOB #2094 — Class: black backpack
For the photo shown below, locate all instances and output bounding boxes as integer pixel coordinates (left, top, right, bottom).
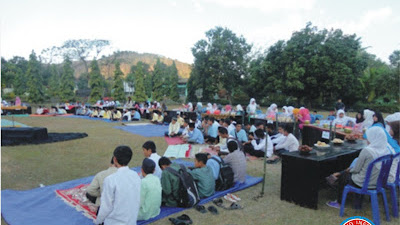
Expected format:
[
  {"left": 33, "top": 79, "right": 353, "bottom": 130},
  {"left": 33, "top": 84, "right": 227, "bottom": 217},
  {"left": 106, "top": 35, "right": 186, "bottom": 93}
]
[
  {"left": 210, "top": 157, "right": 235, "bottom": 191},
  {"left": 166, "top": 164, "right": 200, "bottom": 208}
]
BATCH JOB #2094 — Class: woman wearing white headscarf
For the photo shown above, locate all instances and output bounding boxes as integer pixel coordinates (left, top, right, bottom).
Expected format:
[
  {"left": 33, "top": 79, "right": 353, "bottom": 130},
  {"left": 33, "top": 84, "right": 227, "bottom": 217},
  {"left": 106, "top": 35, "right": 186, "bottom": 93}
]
[
  {"left": 236, "top": 104, "right": 243, "bottom": 112},
  {"left": 326, "top": 126, "right": 389, "bottom": 209},
  {"left": 362, "top": 109, "right": 375, "bottom": 130},
  {"left": 247, "top": 98, "right": 258, "bottom": 115},
  {"left": 385, "top": 112, "right": 400, "bottom": 133},
  {"left": 266, "top": 103, "right": 278, "bottom": 116},
  {"left": 206, "top": 103, "right": 212, "bottom": 112},
  {"left": 281, "top": 106, "right": 290, "bottom": 117},
  {"left": 187, "top": 102, "right": 193, "bottom": 112},
  {"left": 332, "top": 109, "right": 353, "bottom": 126}
]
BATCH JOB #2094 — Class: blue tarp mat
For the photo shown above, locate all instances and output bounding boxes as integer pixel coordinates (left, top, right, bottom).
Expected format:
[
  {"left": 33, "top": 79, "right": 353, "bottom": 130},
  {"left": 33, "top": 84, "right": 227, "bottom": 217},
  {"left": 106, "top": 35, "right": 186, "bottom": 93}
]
[
  {"left": 1, "top": 119, "right": 29, "bottom": 127},
  {"left": 1, "top": 160, "right": 262, "bottom": 225},
  {"left": 64, "top": 115, "right": 121, "bottom": 123},
  {"left": 113, "top": 124, "right": 170, "bottom": 137}
]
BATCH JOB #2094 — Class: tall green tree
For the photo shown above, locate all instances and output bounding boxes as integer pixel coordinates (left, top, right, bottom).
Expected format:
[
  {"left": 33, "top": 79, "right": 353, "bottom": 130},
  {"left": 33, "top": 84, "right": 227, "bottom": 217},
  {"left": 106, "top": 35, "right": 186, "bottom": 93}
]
[
  {"left": 112, "top": 62, "right": 125, "bottom": 102},
  {"left": 48, "top": 64, "right": 61, "bottom": 99},
  {"left": 133, "top": 62, "right": 147, "bottom": 102},
  {"left": 59, "top": 56, "right": 75, "bottom": 102},
  {"left": 166, "top": 61, "right": 180, "bottom": 101},
  {"left": 89, "top": 59, "right": 103, "bottom": 103},
  {"left": 191, "top": 27, "right": 251, "bottom": 103},
  {"left": 152, "top": 59, "right": 167, "bottom": 101},
  {"left": 27, "top": 51, "right": 46, "bottom": 103}
]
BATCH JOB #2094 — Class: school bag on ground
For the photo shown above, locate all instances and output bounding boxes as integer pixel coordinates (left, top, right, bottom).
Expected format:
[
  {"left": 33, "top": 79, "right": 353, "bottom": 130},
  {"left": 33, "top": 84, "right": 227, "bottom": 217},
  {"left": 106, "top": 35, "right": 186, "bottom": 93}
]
[
  {"left": 166, "top": 164, "right": 200, "bottom": 208},
  {"left": 210, "top": 157, "right": 235, "bottom": 191}
]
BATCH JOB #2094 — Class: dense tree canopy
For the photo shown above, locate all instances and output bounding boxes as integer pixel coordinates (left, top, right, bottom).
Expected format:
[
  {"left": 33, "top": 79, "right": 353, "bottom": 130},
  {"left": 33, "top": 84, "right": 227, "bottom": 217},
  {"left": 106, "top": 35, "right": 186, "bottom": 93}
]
[
  {"left": 112, "top": 62, "right": 125, "bottom": 102},
  {"left": 27, "top": 51, "right": 46, "bottom": 103},
  {"left": 188, "top": 27, "right": 251, "bottom": 103},
  {"left": 88, "top": 59, "right": 103, "bottom": 103},
  {"left": 59, "top": 56, "right": 76, "bottom": 102}
]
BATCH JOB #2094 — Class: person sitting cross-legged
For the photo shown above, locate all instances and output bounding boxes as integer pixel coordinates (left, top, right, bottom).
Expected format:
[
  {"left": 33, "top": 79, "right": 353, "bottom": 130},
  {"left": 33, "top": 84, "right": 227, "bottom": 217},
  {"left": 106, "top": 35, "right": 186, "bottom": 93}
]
[
  {"left": 165, "top": 117, "right": 181, "bottom": 137},
  {"left": 158, "top": 157, "right": 181, "bottom": 207},
  {"left": 224, "top": 141, "right": 247, "bottom": 184},
  {"left": 86, "top": 157, "right": 118, "bottom": 212},
  {"left": 189, "top": 153, "right": 215, "bottom": 198},
  {"left": 186, "top": 123, "right": 205, "bottom": 144},
  {"left": 137, "top": 158, "right": 162, "bottom": 221}
]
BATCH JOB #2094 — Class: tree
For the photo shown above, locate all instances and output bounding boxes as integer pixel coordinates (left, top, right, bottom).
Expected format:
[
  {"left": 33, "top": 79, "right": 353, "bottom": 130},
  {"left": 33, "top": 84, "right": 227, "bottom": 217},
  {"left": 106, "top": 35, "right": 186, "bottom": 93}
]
[
  {"left": 112, "top": 62, "right": 125, "bottom": 102},
  {"left": 389, "top": 50, "right": 400, "bottom": 67},
  {"left": 59, "top": 56, "right": 75, "bottom": 102},
  {"left": 133, "top": 62, "right": 147, "bottom": 102},
  {"left": 166, "top": 61, "right": 180, "bottom": 101},
  {"left": 152, "top": 59, "right": 167, "bottom": 101},
  {"left": 27, "top": 51, "right": 46, "bottom": 103},
  {"left": 47, "top": 64, "right": 61, "bottom": 99},
  {"left": 191, "top": 27, "right": 251, "bottom": 103},
  {"left": 89, "top": 59, "right": 103, "bottom": 103},
  {"left": 41, "top": 39, "right": 110, "bottom": 73}
]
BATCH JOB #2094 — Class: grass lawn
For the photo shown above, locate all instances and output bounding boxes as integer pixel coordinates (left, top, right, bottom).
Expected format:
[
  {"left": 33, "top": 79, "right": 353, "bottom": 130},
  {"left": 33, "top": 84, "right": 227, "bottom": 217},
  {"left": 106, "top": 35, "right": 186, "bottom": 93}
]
[{"left": 1, "top": 116, "right": 398, "bottom": 225}]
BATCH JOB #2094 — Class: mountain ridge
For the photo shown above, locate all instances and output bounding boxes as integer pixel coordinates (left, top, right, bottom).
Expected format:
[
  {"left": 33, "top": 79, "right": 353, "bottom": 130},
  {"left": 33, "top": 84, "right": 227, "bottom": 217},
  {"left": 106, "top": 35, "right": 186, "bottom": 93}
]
[{"left": 72, "top": 51, "right": 191, "bottom": 80}]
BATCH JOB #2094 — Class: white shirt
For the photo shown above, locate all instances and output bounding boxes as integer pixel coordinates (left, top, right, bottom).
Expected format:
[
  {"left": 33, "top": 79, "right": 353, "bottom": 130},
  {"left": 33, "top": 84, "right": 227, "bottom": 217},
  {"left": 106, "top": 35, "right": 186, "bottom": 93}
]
[
  {"left": 168, "top": 122, "right": 181, "bottom": 135},
  {"left": 275, "top": 133, "right": 299, "bottom": 152},
  {"left": 182, "top": 126, "right": 190, "bottom": 137},
  {"left": 149, "top": 153, "right": 162, "bottom": 179},
  {"left": 95, "top": 166, "right": 141, "bottom": 225},
  {"left": 251, "top": 135, "right": 273, "bottom": 157},
  {"left": 271, "top": 133, "right": 285, "bottom": 145},
  {"left": 123, "top": 111, "right": 132, "bottom": 121},
  {"left": 227, "top": 125, "right": 235, "bottom": 135}
]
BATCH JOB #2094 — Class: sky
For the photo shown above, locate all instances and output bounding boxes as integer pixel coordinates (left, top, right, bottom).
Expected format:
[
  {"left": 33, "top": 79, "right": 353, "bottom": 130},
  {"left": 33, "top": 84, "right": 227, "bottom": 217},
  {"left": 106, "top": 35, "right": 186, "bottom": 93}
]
[{"left": 0, "top": 0, "right": 399, "bottom": 64}]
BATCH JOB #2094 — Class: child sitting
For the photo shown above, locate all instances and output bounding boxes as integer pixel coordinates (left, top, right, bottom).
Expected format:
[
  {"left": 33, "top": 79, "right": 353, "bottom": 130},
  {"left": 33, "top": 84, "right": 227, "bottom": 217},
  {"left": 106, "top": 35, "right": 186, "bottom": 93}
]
[
  {"left": 137, "top": 158, "right": 162, "bottom": 220},
  {"left": 189, "top": 153, "right": 215, "bottom": 198}
]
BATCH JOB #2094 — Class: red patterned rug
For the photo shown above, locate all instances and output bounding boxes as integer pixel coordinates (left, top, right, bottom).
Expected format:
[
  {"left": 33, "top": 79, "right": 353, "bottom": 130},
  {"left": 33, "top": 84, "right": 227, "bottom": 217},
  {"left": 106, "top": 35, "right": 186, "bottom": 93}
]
[{"left": 55, "top": 184, "right": 97, "bottom": 219}]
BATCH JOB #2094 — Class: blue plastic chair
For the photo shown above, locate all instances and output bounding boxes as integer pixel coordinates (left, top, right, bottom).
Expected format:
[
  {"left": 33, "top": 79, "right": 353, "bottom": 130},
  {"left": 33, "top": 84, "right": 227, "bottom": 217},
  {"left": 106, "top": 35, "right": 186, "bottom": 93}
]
[
  {"left": 340, "top": 154, "right": 393, "bottom": 225},
  {"left": 386, "top": 152, "right": 400, "bottom": 218}
]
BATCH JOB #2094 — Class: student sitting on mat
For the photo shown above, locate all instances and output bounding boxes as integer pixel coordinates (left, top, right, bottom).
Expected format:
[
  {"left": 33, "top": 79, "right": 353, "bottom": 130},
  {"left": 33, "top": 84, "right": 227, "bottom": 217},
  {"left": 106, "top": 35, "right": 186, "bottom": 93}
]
[
  {"left": 86, "top": 156, "right": 118, "bottom": 209},
  {"left": 137, "top": 158, "right": 162, "bottom": 221},
  {"left": 211, "top": 127, "right": 233, "bottom": 155},
  {"left": 204, "top": 117, "right": 219, "bottom": 144},
  {"left": 224, "top": 141, "right": 247, "bottom": 183},
  {"left": 131, "top": 109, "right": 141, "bottom": 121},
  {"left": 95, "top": 146, "right": 141, "bottom": 225},
  {"left": 142, "top": 141, "right": 162, "bottom": 179},
  {"left": 165, "top": 117, "right": 181, "bottom": 137},
  {"left": 122, "top": 109, "right": 132, "bottom": 121},
  {"left": 230, "top": 123, "right": 248, "bottom": 143},
  {"left": 206, "top": 153, "right": 222, "bottom": 181},
  {"left": 158, "top": 157, "right": 181, "bottom": 207},
  {"left": 189, "top": 153, "right": 215, "bottom": 198},
  {"left": 186, "top": 123, "right": 205, "bottom": 144},
  {"left": 177, "top": 113, "right": 184, "bottom": 127},
  {"left": 180, "top": 119, "right": 190, "bottom": 140},
  {"left": 244, "top": 129, "right": 273, "bottom": 158},
  {"left": 110, "top": 108, "right": 121, "bottom": 121}
]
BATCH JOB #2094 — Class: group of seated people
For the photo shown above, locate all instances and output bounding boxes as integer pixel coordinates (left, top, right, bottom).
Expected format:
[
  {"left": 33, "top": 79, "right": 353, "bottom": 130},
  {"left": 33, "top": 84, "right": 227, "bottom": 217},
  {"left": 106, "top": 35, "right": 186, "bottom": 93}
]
[
  {"left": 36, "top": 106, "right": 67, "bottom": 115},
  {"left": 88, "top": 140, "right": 247, "bottom": 224}
]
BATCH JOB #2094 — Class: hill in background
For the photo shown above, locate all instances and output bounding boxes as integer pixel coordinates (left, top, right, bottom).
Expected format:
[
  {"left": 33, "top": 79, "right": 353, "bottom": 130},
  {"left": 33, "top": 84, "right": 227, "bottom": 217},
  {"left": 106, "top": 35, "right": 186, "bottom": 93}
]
[{"left": 72, "top": 51, "right": 191, "bottom": 80}]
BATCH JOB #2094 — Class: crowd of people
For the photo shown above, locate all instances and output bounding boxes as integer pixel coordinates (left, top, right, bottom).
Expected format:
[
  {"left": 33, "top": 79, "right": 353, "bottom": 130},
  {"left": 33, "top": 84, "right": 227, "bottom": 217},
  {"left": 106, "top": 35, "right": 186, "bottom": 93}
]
[{"left": 88, "top": 140, "right": 247, "bottom": 224}]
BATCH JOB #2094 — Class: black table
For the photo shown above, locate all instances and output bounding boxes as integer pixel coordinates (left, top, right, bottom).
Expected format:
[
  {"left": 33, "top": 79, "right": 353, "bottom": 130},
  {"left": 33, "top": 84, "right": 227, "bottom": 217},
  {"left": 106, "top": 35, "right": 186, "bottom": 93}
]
[
  {"left": 302, "top": 124, "right": 347, "bottom": 146},
  {"left": 280, "top": 140, "right": 367, "bottom": 209}
]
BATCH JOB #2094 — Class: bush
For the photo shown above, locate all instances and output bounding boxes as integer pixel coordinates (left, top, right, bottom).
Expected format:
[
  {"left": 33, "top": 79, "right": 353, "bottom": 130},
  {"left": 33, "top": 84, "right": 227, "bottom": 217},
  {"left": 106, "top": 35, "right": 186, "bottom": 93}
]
[{"left": 352, "top": 101, "right": 400, "bottom": 113}]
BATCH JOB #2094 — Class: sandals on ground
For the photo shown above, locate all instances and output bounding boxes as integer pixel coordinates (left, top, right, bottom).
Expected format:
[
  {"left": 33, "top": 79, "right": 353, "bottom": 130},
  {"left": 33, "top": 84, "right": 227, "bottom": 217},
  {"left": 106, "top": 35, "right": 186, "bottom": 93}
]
[{"left": 195, "top": 205, "right": 207, "bottom": 213}]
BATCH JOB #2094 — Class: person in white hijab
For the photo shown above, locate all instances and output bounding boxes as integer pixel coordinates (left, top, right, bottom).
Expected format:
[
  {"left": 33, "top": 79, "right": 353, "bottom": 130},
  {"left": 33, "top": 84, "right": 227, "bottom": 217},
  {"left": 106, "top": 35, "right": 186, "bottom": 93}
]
[
  {"left": 326, "top": 126, "right": 389, "bottom": 209},
  {"left": 287, "top": 106, "right": 294, "bottom": 117},
  {"left": 281, "top": 106, "right": 289, "bottom": 117},
  {"left": 206, "top": 103, "right": 212, "bottom": 112},
  {"left": 385, "top": 112, "right": 400, "bottom": 133},
  {"left": 362, "top": 109, "right": 375, "bottom": 130},
  {"left": 236, "top": 104, "right": 243, "bottom": 112},
  {"left": 188, "top": 102, "right": 193, "bottom": 112},
  {"left": 247, "top": 98, "right": 258, "bottom": 115},
  {"left": 332, "top": 109, "right": 352, "bottom": 126},
  {"left": 266, "top": 103, "right": 278, "bottom": 116}
]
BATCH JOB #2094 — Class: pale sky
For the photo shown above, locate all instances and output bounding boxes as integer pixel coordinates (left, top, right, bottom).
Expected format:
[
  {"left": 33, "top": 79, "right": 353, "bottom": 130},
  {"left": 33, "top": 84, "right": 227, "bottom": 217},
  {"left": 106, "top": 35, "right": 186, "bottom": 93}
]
[{"left": 1, "top": 0, "right": 399, "bottom": 64}]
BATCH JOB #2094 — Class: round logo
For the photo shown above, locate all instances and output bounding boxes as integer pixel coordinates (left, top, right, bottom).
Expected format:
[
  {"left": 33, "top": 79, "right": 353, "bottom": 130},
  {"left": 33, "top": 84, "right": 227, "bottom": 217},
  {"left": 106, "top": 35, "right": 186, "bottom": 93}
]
[{"left": 341, "top": 216, "right": 374, "bottom": 225}]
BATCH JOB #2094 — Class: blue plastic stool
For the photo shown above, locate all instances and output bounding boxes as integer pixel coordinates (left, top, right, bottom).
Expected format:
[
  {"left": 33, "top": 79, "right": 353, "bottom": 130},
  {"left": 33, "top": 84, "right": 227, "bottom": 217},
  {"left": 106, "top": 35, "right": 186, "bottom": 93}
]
[
  {"left": 386, "top": 152, "right": 400, "bottom": 218},
  {"left": 340, "top": 154, "right": 393, "bottom": 225}
]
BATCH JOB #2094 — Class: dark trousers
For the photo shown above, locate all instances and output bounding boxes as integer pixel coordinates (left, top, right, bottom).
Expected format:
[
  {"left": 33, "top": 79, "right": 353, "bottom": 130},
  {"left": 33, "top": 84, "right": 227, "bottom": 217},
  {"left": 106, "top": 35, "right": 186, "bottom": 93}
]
[
  {"left": 204, "top": 136, "right": 217, "bottom": 144},
  {"left": 164, "top": 131, "right": 182, "bottom": 137},
  {"left": 244, "top": 144, "right": 265, "bottom": 157},
  {"left": 275, "top": 149, "right": 289, "bottom": 156},
  {"left": 131, "top": 118, "right": 139, "bottom": 121},
  {"left": 337, "top": 171, "right": 361, "bottom": 204}
]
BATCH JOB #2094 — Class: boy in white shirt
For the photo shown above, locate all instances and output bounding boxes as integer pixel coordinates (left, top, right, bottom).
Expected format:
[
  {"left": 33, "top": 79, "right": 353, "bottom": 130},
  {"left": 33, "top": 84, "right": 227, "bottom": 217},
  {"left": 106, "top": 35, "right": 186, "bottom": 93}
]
[
  {"left": 274, "top": 124, "right": 299, "bottom": 156},
  {"left": 164, "top": 118, "right": 181, "bottom": 137},
  {"left": 95, "top": 146, "right": 141, "bottom": 225},
  {"left": 244, "top": 129, "right": 273, "bottom": 158}
]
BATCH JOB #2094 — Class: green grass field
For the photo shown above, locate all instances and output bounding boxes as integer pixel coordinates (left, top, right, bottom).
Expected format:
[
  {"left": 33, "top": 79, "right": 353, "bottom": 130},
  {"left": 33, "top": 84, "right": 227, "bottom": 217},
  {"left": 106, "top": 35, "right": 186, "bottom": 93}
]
[{"left": 1, "top": 115, "right": 398, "bottom": 225}]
